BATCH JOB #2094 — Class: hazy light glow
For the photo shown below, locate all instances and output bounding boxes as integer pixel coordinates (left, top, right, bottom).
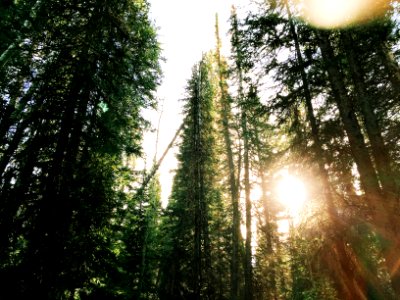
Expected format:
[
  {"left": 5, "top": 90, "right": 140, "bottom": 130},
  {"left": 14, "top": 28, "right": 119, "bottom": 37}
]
[
  {"left": 300, "top": 0, "right": 387, "bottom": 28},
  {"left": 250, "top": 186, "right": 263, "bottom": 201},
  {"left": 276, "top": 172, "right": 307, "bottom": 216}
]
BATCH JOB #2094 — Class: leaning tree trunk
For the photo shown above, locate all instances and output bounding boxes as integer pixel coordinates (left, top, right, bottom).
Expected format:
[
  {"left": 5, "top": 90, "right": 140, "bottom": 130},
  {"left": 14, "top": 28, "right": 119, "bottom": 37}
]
[
  {"left": 377, "top": 40, "right": 400, "bottom": 97},
  {"left": 134, "top": 123, "right": 183, "bottom": 197},
  {"left": 341, "top": 30, "right": 400, "bottom": 296},
  {"left": 316, "top": 30, "right": 382, "bottom": 200},
  {"left": 285, "top": 7, "right": 380, "bottom": 297},
  {"left": 317, "top": 29, "right": 400, "bottom": 296},
  {"left": 341, "top": 30, "right": 397, "bottom": 200}
]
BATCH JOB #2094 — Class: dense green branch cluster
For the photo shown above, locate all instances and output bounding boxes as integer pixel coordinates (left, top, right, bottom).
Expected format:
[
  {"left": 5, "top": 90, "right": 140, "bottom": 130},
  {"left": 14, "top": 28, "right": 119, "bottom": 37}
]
[{"left": 0, "top": 0, "right": 160, "bottom": 298}]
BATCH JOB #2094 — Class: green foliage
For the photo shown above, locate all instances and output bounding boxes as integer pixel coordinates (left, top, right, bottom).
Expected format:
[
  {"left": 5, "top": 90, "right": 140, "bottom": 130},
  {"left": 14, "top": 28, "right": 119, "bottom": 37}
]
[
  {"left": 289, "top": 235, "right": 338, "bottom": 300},
  {"left": 93, "top": 175, "right": 163, "bottom": 300},
  {"left": 2, "top": 0, "right": 399, "bottom": 299},
  {"left": 233, "top": 0, "right": 400, "bottom": 298},
  {"left": 0, "top": 0, "right": 160, "bottom": 298},
  {"left": 158, "top": 55, "right": 231, "bottom": 299}
]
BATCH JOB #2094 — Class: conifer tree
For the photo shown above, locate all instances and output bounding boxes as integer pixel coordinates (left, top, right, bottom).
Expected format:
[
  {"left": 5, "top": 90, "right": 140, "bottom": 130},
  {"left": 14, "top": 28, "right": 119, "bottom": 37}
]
[
  {"left": 234, "top": 0, "right": 400, "bottom": 297},
  {"left": 230, "top": 7, "right": 254, "bottom": 300},
  {"left": 0, "top": 0, "right": 160, "bottom": 298},
  {"left": 215, "top": 14, "right": 242, "bottom": 300},
  {"left": 159, "top": 55, "right": 228, "bottom": 300}
]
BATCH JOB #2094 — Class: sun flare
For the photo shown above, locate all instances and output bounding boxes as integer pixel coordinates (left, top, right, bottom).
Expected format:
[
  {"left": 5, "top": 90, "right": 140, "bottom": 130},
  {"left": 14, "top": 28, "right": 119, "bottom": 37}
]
[
  {"left": 276, "top": 172, "right": 307, "bottom": 216},
  {"left": 299, "top": 0, "right": 388, "bottom": 28}
]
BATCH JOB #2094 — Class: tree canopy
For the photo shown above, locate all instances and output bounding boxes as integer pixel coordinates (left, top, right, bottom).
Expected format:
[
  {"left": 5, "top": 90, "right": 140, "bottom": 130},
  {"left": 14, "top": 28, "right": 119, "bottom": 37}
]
[{"left": 1, "top": 0, "right": 400, "bottom": 299}]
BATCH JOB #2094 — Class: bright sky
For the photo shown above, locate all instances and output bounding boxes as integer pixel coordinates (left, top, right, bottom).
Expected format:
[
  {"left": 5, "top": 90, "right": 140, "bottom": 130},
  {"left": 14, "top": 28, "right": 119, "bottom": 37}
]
[{"left": 142, "top": 0, "right": 250, "bottom": 206}]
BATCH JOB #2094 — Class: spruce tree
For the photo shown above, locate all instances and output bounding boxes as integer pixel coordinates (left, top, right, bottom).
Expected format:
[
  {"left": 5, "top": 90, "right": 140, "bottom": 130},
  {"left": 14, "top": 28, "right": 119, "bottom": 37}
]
[
  {"left": 215, "top": 14, "right": 242, "bottom": 300},
  {"left": 0, "top": 0, "right": 160, "bottom": 298},
  {"left": 159, "top": 55, "right": 227, "bottom": 300}
]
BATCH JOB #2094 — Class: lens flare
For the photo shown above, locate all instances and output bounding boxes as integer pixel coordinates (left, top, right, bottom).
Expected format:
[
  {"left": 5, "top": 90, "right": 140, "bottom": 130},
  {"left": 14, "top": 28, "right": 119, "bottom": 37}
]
[{"left": 299, "top": 0, "right": 389, "bottom": 28}]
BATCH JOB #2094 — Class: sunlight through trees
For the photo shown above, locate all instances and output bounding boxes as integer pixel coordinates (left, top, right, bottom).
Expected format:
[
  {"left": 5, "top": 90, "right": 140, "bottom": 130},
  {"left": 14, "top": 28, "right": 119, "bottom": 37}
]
[{"left": 1, "top": 0, "right": 399, "bottom": 299}]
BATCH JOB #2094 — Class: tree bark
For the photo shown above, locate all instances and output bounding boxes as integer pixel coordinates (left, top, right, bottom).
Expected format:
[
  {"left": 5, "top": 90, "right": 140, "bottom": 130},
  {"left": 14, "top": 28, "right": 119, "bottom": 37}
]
[
  {"left": 193, "top": 64, "right": 203, "bottom": 300},
  {"left": 230, "top": 8, "right": 254, "bottom": 299},
  {"left": 317, "top": 29, "right": 400, "bottom": 296},
  {"left": 286, "top": 10, "right": 385, "bottom": 297},
  {"left": 341, "top": 30, "right": 397, "bottom": 200},
  {"left": 215, "top": 16, "right": 241, "bottom": 300},
  {"left": 377, "top": 40, "right": 400, "bottom": 96},
  {"left": 316, "top": 30, "right": 382, "bottom": 200},
  {"left": 242, "top": 110, "right": 253, "bottom": 300}
]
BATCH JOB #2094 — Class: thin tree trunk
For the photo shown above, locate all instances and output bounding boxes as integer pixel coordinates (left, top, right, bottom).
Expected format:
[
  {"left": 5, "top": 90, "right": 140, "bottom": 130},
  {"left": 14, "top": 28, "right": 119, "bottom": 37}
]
[
  {"left": 135, "top": 123, "right": 183, "bottom": 197},
  {"left": 286, "top": 3, "right": 335, "bottom": 206},
  {"left": 138, "top": 212, "right": 149, "bottom": 299},
  {"left": 138, "top": 104, "right": 164, "bottom": 299},
  {"left": 193, "top": 64, "right": 202, "bottom": 300},
  {"left": 253, "top": 123, "right": 277, "bottom": 299},
  {"left": 242, "top": 110, "right": 253, "bottom": 300},
  {"left": 231, "top": 8, "right": 253, "bottom": 299},
  {"left": 215, "top": 16, "right": 241, "bottom": 300}
]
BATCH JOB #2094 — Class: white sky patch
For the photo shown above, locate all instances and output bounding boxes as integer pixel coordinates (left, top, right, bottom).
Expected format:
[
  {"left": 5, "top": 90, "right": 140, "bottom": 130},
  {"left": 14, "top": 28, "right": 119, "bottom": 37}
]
[{"left": 141, "top": 0, "right": 250, "bottom": 207}]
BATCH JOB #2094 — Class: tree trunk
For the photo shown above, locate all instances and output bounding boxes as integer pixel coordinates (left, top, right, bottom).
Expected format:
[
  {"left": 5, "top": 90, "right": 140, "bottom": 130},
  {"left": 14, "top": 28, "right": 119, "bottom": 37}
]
[
  {"left": 340, "top": 31, "right": 400, "bottom": 295},
  {"left": 242, "top": 110, "right": 253, "bottom": 300},
  {"left": 135, "top": 123, "right": 183, "bottom": 197},
  {"left": 316, "top": 30, "right": 382, "bottom": 201},
  {"left": 215, "top": 17, "right": 241, "bottom": 300},
  {"left": 286, "top": 11, "right": 384, "bottom": 297},
  {"left": 317, "top": 29, "right": 400, "bottom": 296},
  {"left": 254, "top": 123, "right": 277, "bottom": 299},
  {"left": 231, "top": 8, "right": 253, "bottom": 299},
  {"left": 341, "top": 30, "right": 397, "bottom": 200},
  {"left": 193, "top": 64, "right": 203, "bottom": 300},
  {"left": 377, "top": 40, "right": 400, "bottom": 96}
]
